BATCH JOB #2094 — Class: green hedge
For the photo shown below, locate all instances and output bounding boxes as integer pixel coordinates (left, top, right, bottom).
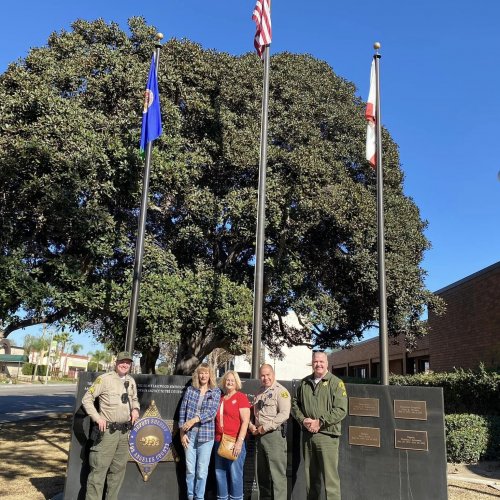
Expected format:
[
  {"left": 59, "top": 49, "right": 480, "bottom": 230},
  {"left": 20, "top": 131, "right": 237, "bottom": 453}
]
[
  {"left": 390, "top": 366, "right": 500, "bottom": 415},
  {"left": 445, "top": 414, "right": 500, "bottom": 463},
  {"left": 21, "top": 363, "right": 48, "bottom": 376}
]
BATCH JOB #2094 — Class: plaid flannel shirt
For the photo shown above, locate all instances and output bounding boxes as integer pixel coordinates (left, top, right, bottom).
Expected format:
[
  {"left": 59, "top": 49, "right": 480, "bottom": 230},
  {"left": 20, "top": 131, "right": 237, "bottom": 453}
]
[{"left": 179, "top": 385, "right": 221, "bottom": 442}]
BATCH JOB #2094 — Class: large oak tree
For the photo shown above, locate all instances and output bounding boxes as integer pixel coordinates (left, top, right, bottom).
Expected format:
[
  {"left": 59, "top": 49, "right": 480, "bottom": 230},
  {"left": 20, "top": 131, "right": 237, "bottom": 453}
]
[{"left": 0, "top": 18, "right": 442, "bottom": 373}]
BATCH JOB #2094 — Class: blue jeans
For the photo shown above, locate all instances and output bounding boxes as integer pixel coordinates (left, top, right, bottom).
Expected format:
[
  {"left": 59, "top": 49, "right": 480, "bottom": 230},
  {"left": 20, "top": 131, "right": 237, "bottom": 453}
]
[
  {"left": 185, "top": 432, "right": 214, "bottom": 500},
  {"left": 214, "top": 440, "right": 246, "bottom": 500}
]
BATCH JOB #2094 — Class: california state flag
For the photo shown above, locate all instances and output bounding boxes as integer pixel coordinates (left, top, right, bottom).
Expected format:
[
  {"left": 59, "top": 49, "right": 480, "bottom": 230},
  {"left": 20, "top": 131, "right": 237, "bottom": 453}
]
[{"left": 365, "top": 60, "right": 376, "bottom": 168}]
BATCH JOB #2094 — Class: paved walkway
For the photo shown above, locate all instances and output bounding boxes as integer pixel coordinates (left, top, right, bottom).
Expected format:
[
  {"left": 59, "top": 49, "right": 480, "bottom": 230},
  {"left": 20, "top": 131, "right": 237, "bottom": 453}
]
[{"left": 448, "top": 461, "right": 500, "bottom": 490}]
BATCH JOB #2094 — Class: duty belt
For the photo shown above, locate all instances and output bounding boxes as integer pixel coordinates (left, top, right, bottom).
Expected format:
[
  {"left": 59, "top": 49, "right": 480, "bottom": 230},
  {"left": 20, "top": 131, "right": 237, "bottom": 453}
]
[{"left": 107, "top": 421, "right": 132, "bottom": 433}]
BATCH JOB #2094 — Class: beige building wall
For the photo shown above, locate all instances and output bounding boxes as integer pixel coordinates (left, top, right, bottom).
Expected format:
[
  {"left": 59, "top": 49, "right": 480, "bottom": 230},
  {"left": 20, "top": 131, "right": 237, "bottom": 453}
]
[{"left": 233, "top": 312, "right": 312, "bottom": 380}]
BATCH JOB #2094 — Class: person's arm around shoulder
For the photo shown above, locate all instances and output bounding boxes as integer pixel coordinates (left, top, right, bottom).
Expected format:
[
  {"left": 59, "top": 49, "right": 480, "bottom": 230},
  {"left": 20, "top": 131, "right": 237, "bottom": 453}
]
[{"left": 248, "top": 397, "right": 258, "bottom": 435}]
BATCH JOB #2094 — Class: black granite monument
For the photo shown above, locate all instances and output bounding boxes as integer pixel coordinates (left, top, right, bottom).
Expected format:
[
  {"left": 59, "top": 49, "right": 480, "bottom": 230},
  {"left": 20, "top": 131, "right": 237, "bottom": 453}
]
[{"left": 63, "top": 374, "right": 447, "bottom": 499}]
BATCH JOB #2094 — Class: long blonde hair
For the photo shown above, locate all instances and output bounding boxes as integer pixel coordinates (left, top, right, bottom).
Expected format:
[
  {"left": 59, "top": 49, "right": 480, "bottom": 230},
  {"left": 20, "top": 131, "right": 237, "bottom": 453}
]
[
  {"left": 219, "top": 370, "right": 242, "bottom": 392},
  {"left": 192, "top": 363, "right": 217, "bottom": 389}
]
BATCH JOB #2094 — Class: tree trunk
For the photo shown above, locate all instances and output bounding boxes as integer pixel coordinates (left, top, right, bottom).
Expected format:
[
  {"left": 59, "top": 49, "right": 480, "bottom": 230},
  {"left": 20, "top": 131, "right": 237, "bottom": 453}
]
[
  {"left": 32, "top": 352, "right": 44, "bottom": 382},
  {"left": 174, "top": 353, "right": 200, "bottom": 375},
  {"left": 174, "top": 335, "right": 235, "bottom": 375},
  {"left": 140, "top": 344, "right": 160, "bottom": 374},
  {"left": 174, "top": 334, "right": 204, "bottom": 375}
]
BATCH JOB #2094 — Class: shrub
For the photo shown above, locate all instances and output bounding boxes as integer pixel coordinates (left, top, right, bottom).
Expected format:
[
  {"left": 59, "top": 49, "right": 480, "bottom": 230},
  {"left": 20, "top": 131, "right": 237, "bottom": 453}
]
[
  {"left": 445, "top": 414, "right": 488, "bottom": 463},
  {"left": 445, "top": 414, "right": 500, "bottom": 463},
  {"left": 390, "top": 365, "right": 500, "bottom": 415},
  {"left": 22, "top": 363, "right": 35, "bottom": 376},
  {"left": 21, "top": 363, "right": 48, "bottom": 376},
  {"left": 483, "top": 416, "right": 500, "bottom": 460}
]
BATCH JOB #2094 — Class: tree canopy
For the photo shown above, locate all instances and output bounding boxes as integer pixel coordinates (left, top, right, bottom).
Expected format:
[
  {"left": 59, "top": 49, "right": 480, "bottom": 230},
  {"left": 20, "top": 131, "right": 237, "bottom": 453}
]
[{"left": 0, "top": 18, "right": 443, "bottom": 373}]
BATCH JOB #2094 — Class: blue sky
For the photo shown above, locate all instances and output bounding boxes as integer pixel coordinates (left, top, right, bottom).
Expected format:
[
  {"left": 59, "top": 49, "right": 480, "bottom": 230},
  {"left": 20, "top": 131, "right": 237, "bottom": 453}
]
[{"left": 3, "top": 1, "right": 500, "bottom": 353}]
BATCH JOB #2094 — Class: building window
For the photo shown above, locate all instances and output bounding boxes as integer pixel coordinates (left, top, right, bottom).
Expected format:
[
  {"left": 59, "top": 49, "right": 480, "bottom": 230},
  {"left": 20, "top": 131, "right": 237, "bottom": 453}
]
[{"left": 418, "top": 359, "right": 430, "bottom": 373}]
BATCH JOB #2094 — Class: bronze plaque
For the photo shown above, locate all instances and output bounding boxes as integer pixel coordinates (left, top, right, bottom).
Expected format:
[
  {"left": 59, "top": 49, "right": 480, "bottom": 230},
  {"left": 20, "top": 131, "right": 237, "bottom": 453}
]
[
  {"left": 394, "top": 400, "right": 427, "bottom": 420},
  {"left": 394, "top": 429, "right": 428, "bottom": 451},
  {"left": 349, "top": 397, "right": 380, "bottom": 417},
  {"left": 349, "top": 426, "right": 381, "bottom": 447}
]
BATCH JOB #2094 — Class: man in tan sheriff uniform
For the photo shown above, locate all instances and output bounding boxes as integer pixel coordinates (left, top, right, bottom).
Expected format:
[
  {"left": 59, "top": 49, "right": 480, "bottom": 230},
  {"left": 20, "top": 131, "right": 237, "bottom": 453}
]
[
  {"left": 82, "top": 351, "right": 140, "bottom": 500},
  {"left": 249, "top": 364, "right": 291, "bottom": 500}
]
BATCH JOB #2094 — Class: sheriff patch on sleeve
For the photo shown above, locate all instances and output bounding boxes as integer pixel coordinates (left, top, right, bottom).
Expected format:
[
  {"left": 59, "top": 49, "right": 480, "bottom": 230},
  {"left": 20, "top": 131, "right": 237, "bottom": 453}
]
[
  {"left": 338, "top": 380, "right": 347, "bottom": 397},
  {"left": 88, "top": 376, "right": 102, "bottom": 394},
  {"left": 280, "top": 391, "right": 289, "bottom": 398}
]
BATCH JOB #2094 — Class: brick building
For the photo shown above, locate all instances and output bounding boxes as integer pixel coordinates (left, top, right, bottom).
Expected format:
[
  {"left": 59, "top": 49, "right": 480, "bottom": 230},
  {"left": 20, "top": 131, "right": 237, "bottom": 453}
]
[
  {"left": 428, "top": 261, "right": 500, "bottom": 372},
  {"left": 329, "top": 335, "right": 429, "bottom": 379},
  {"left": 330, "top": 261, "right": 500, "bottom": 377}
]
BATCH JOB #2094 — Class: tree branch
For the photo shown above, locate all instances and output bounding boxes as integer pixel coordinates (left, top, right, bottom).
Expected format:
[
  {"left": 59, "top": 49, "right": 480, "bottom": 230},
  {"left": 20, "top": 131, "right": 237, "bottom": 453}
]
[{"left": 4, "top": 309, "right": 70, "bottom": 337}]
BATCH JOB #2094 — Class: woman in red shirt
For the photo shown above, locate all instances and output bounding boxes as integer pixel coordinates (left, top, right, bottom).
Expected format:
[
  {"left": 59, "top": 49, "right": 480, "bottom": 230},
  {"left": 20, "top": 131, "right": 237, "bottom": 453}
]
[{"left": 214, "top": 370, "right": 251, "bottom": 500}]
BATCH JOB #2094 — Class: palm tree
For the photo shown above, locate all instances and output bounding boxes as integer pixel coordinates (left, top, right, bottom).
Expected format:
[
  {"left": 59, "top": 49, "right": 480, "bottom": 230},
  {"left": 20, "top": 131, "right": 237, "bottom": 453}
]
[
  {"left": 88, "top": 350, "right": 111, "bottom": 372},
  {"left": 24, "top": 335, "right": 50, "bottom": 381},
  {"left": 71, "top": 344, "right": 83, "bottom": 355},
  {"left": 54, "top": 332, "right": 72, "bottom": 354},
  {"left": 53, "top": 332, "right": 73, "bottom": 376}
]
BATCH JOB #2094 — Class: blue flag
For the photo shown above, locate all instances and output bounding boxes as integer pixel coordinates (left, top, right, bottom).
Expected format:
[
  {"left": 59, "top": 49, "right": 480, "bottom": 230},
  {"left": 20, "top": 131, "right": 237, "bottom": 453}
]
[{"left": 140, "top": 55, "right": 162, "bottom": 152}]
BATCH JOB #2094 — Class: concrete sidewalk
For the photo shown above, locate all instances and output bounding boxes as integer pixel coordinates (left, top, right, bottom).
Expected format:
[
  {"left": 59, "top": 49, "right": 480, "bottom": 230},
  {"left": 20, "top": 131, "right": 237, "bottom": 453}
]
[{"left": 448, "top": 461, "right": 500, "bottom": 491}]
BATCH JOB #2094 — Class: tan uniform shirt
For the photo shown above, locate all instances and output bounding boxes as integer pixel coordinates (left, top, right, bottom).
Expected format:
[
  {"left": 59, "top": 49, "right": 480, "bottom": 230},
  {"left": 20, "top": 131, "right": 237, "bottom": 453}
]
[
  {"left": 82, "top": 371, "right": 139, "bottom": 424},
  {"left": 253, "top": 381, "right": 291, "bottom": 432}
]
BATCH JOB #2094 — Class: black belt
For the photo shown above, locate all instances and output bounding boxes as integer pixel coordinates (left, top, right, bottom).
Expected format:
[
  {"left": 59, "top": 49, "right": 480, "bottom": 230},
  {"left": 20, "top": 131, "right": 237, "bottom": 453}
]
[{"left": 107, "top": 422, "right": 132, "bottom": 433}]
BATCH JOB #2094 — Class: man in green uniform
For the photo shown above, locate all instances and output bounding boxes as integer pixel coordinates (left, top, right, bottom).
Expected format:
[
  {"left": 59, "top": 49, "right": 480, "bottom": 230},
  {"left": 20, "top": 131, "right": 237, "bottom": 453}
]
[
  {"left": 291, "top": 351, "right": 347, "bottom": 500},
  {"left": 249, "top": 364, "right": 291, "bottom": 500},
  {"left": 82, "top": 351, "right": 140, "bottom": 500}
]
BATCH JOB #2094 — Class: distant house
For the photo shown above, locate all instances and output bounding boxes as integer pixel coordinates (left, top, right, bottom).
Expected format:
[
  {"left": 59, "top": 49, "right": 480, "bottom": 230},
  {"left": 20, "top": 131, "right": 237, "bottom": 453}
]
[
  {"left": 55, "top": 353, "right": 90, "bottom": 378},
  {"left": 28, "top": 349, "right": 90, "bottom": 379},
  {"left": 0, "top": 339, "right": 28, "bottom": 378},
  {"left": 329, "top": 261, "right": 500, "bottom": 377}
]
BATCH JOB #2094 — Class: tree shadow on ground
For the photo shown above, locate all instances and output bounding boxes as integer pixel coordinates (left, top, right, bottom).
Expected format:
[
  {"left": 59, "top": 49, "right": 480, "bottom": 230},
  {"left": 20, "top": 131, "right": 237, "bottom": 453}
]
[{"left": 0, "top": 417, "right": 71, "bottom": 499}]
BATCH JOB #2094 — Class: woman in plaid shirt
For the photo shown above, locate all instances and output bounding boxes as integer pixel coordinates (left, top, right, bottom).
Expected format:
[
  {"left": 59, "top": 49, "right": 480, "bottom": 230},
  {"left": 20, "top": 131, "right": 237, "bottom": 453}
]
[{"left": 179, "top": 363, "right": 221, "bottom": 500}]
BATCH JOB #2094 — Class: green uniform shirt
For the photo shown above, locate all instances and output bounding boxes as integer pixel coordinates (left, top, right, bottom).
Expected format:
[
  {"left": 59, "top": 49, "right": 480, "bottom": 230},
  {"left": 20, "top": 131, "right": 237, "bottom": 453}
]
[
  {"left": 291, "top": 371, "right": 347, "bottom": 436},
  {"left": 82, "top": 371, "right": 139, "bottom": 424}
]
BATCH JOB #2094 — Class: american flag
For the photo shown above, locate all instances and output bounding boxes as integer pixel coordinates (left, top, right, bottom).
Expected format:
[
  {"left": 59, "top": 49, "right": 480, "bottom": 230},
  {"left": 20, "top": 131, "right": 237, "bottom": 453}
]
[
  {"left": 365, "top": 59, "right": 376, "bottom": 168},
  {"left": 252, "top": 0, "right": 272, "bottom": 58}
]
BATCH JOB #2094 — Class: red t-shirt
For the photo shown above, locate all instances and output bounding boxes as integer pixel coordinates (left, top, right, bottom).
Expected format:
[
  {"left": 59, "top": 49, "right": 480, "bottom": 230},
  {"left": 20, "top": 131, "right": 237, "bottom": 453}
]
[{"left": 215, "top": 391, "right": 251, "bottom": 441}]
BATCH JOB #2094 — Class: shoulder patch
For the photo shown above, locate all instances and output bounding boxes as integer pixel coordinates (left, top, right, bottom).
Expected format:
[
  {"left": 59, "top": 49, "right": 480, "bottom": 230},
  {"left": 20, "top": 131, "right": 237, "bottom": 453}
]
[
  {"left": 338, "top": 380, "right": 347, "bottom": 396},
  {"left": 280, "top": 391, "right": 289, "bottom": 398},
  {"left": 88, "top": 376, "right": 103, "bottom": 394}
]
